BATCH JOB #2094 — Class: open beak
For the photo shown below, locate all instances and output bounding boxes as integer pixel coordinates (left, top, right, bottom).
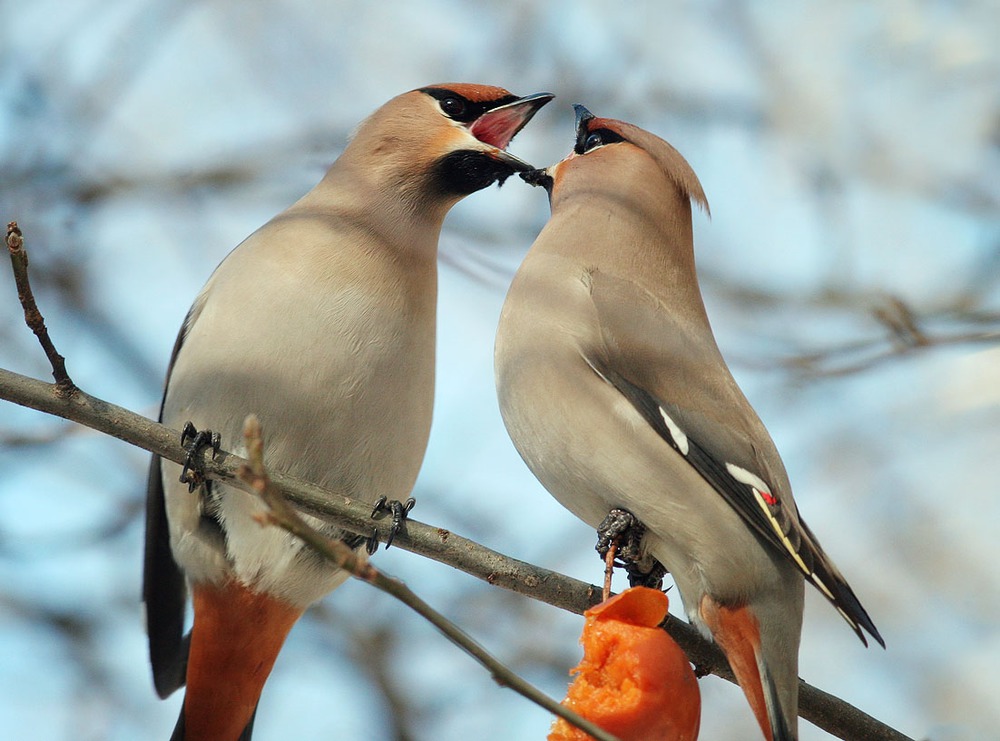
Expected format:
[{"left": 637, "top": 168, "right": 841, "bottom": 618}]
[{"left": 471, "top": 92, "right": 554, "bottom": 171}]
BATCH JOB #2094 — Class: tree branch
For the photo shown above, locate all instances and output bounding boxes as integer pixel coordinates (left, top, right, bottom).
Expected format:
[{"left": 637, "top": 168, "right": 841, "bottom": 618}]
[
  {"left": 0, "top": 367, "right": 914, "bottom": 741},
  {"left": 5, "top": 222, "right": 76, "bottom": 396},
  {"left": 238, "top": 415, "right": 620, "bottom": 741}
]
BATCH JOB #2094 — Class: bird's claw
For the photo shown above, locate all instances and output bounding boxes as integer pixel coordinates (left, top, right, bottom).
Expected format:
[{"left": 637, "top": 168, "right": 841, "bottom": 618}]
[
  {"left": 596, "top": 507, "right": 667, "bottom": 590},
  {"left": 596, "top": 508, "right": 645, "bottom": 561},
  {"left": 625, "top": 560, "right": 667, "bottom": 590},
  {"left": 365, "top": 528, "right": 380, "bottom": 556},
  {"left": 366, "top": 496, "right": 416, "bottom": 552},
  {"left": 179, "top": 422, "right": 222, "bottom": 493}
]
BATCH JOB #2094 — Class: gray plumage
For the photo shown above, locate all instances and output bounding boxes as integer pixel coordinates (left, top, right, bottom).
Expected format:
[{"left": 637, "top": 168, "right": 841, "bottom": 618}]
[{"left": 496, "top": 106, "right": 881, "bottom": 740}]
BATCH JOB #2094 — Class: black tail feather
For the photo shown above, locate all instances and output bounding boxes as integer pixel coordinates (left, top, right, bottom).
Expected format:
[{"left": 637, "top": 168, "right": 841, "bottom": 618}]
[{"left": 759, "top": 659, "right": 796, "bottom": 741}]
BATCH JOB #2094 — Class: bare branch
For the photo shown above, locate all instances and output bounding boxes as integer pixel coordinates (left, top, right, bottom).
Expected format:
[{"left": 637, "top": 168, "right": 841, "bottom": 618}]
[{"left": 6, "top": 222, "right": 76, "bottom": 396}]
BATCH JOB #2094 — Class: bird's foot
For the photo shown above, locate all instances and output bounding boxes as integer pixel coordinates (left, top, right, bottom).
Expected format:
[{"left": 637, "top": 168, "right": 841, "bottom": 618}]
[
  {"left": 625, "top": 559, "right": 667, "bottom": 590},
  {"left": 596, "top": 507, "right": 667, "bottom": 590},
  {"left": 178, "top": 422, "right": 221, "bottom": 493},
  {"left": 366, "top": 496, "right": 416, "bottom": 553},
  {"left": 596, "top": 508, "right": 645, "bottom": 562},
  {"left": 341, "top": 532, "right": 368, "bottom": 551}
]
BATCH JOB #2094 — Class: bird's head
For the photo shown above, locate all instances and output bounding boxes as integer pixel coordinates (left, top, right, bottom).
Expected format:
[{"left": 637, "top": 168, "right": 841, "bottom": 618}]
[
  {"left": 341, "top": 84, "right": 553, "bottom": 213},
  {"left": 522, "top": 104, "right": 709, "bottom": 217}
]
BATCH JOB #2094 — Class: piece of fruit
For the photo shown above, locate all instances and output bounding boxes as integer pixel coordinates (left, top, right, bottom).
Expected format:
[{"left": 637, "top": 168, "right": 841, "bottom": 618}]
[{"left": 548, "top": 587, "right": 700, "bottom": 741}]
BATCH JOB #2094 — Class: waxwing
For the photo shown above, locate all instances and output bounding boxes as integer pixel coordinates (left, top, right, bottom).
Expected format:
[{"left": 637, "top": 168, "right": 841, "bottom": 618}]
[
  {"left": 144, "top": 83, "right": 553, "bottom": 741},
  {"left": 494, "top": 105, "right": 882, "bottom": 740}
]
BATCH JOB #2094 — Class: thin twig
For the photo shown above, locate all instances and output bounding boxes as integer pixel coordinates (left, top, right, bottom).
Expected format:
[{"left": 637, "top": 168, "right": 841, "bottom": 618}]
[
  {"left": 6, "top": 222, "right": 76, "bottom": 397},
  {"left": 237, "top": 415, "right": 620, "bottom": 741},
  {"left": 0, "top": 366, "right": 915, "bottom": 741}
]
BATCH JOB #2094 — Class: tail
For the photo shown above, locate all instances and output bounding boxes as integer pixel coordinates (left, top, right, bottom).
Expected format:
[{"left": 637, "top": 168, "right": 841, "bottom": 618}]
[
  {"left": 170, "top": 580, "right": 303, "bottom": 741},
  {"left": 700, "top": 597, "right": 798, "bottom": 741},
  {"left": 797, "top": 518, "right": 885, "bottom": 649}
]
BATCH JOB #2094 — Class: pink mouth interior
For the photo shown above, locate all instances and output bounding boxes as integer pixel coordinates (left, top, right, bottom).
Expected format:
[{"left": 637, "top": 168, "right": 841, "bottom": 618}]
[{"left": 470, "top": 107, "right": 525, "bottom": 150}]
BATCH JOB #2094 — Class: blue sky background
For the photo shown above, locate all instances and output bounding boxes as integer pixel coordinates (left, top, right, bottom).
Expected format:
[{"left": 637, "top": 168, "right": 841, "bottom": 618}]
[{"left": 1, "top": 1, "right": 998, "bottom": 739}]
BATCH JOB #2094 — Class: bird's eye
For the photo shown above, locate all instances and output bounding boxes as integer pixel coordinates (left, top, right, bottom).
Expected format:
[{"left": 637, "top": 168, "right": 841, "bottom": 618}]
[
  {"left": 584, "top": 132, "right": 604, "bottom": 152},
  {"left": 440, "top": 97, "right": 467, "bottom": 118},
  {"left": 576, "top": 126, "right": 626, "bottom": 155}
]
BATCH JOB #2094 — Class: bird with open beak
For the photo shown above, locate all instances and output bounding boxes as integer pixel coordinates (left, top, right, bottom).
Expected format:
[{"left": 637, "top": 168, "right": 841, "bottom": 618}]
[{"left": 144, "top": 83, "right": 553, "bottom": 741}]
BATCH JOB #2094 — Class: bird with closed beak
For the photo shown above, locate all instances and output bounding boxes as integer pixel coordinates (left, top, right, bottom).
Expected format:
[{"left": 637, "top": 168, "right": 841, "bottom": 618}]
[
  {"left": 495, "top": 105, "right": 882, "bottom": 741},
  {"left": 144, "top": 83, "right": 553, "bottom": 741}
]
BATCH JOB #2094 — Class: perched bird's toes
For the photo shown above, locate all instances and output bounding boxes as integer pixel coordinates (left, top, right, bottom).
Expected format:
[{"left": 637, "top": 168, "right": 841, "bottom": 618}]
[
  {"left": 365, "top": 528, "right": 380, "bottom": 556},
  {"left": 340, "top": 532, "right": 367, "bottom": 551},
  {"left": 370, "top": 496, "right": 416, "bottom": 550},
  {"left": 597, "top": 508, "right": 662, "bottom": 586},
  {"left": 178, "top": 423, "right": 221, "bottom": 494},
  {"left": 625, "top": 560, "right": 668, "bottom": 590},
  {"left": 596, "top": 507, "right": 645, "bottom": 560},
  {"left": 340, "top": 522, "right": 378, "bottom": 555},
  {"left": 370, "top": 496, "right": 388, "bottom": 518}
]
